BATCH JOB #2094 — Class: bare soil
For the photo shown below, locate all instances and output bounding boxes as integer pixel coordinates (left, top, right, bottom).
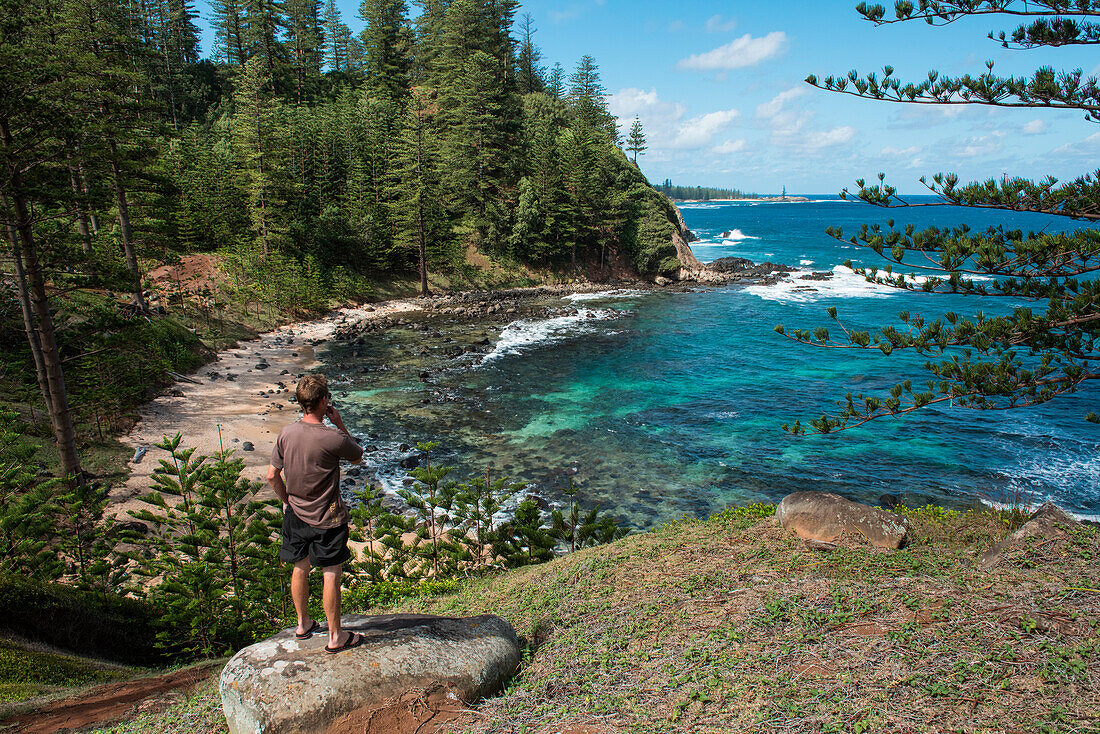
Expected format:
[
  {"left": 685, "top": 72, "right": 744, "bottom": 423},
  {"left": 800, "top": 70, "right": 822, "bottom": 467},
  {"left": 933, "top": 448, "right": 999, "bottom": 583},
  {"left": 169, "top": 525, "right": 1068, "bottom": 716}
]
[{"left": 0, "top": 661, "right": 222, "bottom": 733}]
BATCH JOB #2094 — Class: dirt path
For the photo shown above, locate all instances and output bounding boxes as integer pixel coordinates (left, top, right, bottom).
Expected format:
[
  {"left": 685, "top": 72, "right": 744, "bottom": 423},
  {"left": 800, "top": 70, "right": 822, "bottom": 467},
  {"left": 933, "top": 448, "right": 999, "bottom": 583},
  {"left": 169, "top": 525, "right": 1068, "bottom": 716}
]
[
  {"left": 1, "top": 661, "right": 223, "bottom": 733},
  {"left": 108, "top": 299, "right": 420, "bottom": 522}
]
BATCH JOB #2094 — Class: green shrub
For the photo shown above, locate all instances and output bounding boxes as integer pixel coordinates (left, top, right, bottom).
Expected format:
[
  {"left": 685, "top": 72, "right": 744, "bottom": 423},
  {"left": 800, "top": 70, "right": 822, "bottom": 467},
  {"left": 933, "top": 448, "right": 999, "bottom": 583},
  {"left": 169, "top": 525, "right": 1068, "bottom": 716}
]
[
  {"left": 0, "top": 639, "right": 130, "bottom": 701},
  {"left": 0, "top": 574, "right": 172, "bottom": 666},
  {"left": 343, "top": 578, "right": 462, "bottom": 611}
]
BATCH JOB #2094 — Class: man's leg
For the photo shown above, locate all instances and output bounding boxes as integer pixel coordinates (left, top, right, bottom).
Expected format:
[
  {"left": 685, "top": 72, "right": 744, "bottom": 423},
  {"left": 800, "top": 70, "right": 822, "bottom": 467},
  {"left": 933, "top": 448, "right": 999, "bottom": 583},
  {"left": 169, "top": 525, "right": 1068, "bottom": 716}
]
[
  {"left": 291, "top": 558, "right": 314, "bottom": 636},
  {"left": 322, "top": 563, "right": 348, "bottom": 647}
]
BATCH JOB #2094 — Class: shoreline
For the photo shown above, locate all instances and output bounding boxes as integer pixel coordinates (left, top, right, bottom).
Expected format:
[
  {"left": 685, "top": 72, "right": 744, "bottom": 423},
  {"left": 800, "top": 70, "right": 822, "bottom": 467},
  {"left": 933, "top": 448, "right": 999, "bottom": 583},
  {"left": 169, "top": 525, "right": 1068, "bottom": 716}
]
[
  {"left": 108, "top": 299, "right": 423, "bottom": 521},
  {"left": 110, "top": 281, "right": 1100, "bottom": 527}
]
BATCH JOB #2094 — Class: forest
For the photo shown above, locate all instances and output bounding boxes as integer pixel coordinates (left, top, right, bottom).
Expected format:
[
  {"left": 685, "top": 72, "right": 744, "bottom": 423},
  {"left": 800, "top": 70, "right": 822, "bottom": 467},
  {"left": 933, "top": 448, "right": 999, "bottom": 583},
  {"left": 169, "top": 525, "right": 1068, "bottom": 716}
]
[{"left": 1, "top": 0, "right": 689, "bottom": 484}]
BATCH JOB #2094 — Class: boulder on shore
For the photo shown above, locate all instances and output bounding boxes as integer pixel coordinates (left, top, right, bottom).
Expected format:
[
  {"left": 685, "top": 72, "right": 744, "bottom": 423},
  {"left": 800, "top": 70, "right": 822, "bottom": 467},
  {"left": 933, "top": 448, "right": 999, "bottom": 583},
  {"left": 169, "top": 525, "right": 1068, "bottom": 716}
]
[
  {"left": 219, "top": 613, "right": 520, "bottom": 734},
  {"left": 775, "top": 491, "right": 911, "bottom": 549},
  {"left": 979, "top": 501, "right": 1081, "bottom": 569}
]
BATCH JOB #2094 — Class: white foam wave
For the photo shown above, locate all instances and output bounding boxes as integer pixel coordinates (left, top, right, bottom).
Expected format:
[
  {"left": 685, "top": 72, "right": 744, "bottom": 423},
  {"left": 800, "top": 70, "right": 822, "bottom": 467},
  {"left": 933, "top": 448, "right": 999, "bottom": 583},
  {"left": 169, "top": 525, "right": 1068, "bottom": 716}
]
[
  {"left": 744, "top": 264, "right": 926, "bottom": 303},
  {"left": 721, "top": 229, "right": 759, "bottom": 242},
  {"left": 481, "top": 308, "right": 621, "bottom": 362},
  {"left": 563, "top": 289, "right": 645, "bottom": 302},
  {"left": 799, "top": 259, "right": 814, "bottom": 266}
]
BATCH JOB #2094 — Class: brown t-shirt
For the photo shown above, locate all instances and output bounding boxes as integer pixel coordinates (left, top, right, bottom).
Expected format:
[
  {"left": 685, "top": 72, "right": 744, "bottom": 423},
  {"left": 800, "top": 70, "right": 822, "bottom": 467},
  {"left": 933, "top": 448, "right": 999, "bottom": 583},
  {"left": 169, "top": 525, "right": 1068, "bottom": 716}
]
[{"left": 271, "top": 420, "right": 363, "bottom": 528}]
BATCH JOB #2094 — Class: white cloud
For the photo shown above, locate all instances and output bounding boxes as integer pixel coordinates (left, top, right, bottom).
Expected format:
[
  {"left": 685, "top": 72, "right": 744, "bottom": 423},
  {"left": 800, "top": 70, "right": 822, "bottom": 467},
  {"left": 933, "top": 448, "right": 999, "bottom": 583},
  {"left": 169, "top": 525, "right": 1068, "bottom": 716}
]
[
  {"left": 608, "top": 87, "right": 740, "bottom": 151},
  {"left": 1022, "top": 119, "right": 1048, "bottom": 135},
  {"left": 1051, "top": 131, "right": 1100, "bottom": 157},
  {"left": 608, "top": 87, "right": 686, "bottom": 122},
  {"left": 677, "top": 32, "right": 787, "bottom": 71},
  {"left": 880, "top": 145, "right": 924, "bottom": 167},
  {"left": 954, "top": 135, "right": 1002, "bottom": 158},
  {"left": 880, "top": 145, "right": 921, "bottom": 157},
  {"left": 668, "top": 19, "right": 684, "bottom": 32},
  {"left": 800, "top": 126, "right": 857, "bottom": 150},
  {"left": 671, "top": 109, "right": 741, "bottom": 148},
  {"left": 705, "top": 14, "right": 736, "bottom": 33},
  {"left": 712, "top": 139, "right": 747, "bottom": 154},
  {"left": 755, "top": 87, "right": 808, "bottom": 119}
]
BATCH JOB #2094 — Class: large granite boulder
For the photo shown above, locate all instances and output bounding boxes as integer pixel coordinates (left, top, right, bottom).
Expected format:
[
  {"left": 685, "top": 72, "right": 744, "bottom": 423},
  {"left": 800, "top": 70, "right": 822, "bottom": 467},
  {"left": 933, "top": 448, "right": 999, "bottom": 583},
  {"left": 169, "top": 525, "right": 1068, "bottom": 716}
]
[
  {"left": 220, "top": 613, "right": 520, "bottom": 734},
  {"left": 775, "top": 491, "right": 911, "bottom": 549},
  {"left": 979, "top": 501, "right": 1081, "bottom": 569}
]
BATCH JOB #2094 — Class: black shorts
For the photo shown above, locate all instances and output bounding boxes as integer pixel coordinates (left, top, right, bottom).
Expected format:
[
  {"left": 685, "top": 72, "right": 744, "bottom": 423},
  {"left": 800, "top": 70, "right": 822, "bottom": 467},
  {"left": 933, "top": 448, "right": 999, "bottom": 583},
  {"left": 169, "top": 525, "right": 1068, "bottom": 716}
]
[{"left": 279, "top": 506, "right": 351, "bottom": 568}]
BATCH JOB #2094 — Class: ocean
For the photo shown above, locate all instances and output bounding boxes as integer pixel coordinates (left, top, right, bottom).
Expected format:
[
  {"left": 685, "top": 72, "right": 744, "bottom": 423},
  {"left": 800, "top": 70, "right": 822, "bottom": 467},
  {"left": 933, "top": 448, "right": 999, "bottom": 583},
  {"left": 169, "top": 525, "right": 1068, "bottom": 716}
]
[{"left": 328, "top": 196, "right": 1099, "bottom": 527}]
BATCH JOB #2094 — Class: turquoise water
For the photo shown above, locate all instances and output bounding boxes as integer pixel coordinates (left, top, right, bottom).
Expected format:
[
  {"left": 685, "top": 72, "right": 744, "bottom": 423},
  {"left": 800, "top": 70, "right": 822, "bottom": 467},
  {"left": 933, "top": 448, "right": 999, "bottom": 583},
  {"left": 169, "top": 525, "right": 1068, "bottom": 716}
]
[{"left": 330, "top": 197, "right": 1099, "bottom": 527}]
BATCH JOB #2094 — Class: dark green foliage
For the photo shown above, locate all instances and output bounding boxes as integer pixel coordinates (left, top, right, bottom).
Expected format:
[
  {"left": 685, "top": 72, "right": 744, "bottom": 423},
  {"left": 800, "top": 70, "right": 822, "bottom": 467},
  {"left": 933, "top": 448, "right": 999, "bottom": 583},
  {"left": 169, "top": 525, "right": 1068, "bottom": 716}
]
[
  {"left": 0, "top": 409, "right": 63, "bottom": 580},
  {"left": 453, "top": 469, "right": 524, "bottom": 566},
  {"left": 787, "top": 2, "right": 1100, "bottom": 432},
  {"left": 0, "top": 574, "right": 173, "bottom": 666},
  {"left": 549, "top": 477, "right": 625, "bottom": 552},
  {"left": 397, "top": 441, "right": 466, "bottom": 577},
  {"left": 128, "top": 434, "right": 283, "bottom": 656},
  {"left": 0, "top": 638, "right": 131, "bottom": 701},
  {"left": 655, "top": 180, "right": 757, "bottom": 201},
  {"left": 496, "top": 498, "right": 555, "bottom": 568}
]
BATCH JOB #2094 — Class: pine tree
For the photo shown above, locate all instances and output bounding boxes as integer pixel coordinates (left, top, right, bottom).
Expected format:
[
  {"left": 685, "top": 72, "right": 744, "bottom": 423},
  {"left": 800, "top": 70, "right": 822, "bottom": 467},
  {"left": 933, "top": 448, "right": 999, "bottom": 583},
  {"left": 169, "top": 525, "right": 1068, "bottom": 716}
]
[
  {"left": 394, "top": 87, "right": 450, "bottom": 293},
  {"left": 320, "top": 0, "right": 350, "bottom": 72},
  {"left": 359, "top": 0, "right": 412, "bottom": 103},
  {"left": 211, "top": 0, "right": 248, "bottom": 65},
  {"left": 568, "top": 55, "right": 616, "bottom": 140},
  {"left": 244, "top": 0, "right": 287, "bottom": 85},
  {"left": 516, "top": 12, "right": 543, "bottom": 95},
  {"left": 625, "top": 116, "right": 647, "bottom": 165},
  {"left": 782, "top": 1, "right": 1100, "bottom": 432},
  {"left": 284, "top": 0, "right": 324, "bottom": 102},
  {"left": 232, "top": 57, "right": 289, "bottom": 258}
]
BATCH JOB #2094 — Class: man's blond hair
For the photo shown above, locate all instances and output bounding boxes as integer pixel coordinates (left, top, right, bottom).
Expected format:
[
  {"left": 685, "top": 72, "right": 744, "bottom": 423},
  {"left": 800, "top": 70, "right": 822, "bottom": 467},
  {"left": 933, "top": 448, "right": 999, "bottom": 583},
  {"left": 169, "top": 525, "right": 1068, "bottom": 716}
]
[{"left": 296, "top": 374, "right": 329, "bottom": 414}]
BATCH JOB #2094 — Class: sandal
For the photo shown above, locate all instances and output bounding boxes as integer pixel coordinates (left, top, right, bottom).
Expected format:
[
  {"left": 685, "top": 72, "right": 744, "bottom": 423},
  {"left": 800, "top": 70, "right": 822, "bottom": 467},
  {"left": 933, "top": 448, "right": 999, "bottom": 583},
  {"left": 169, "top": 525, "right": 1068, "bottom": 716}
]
[
  {"left": 325, "top": 632, "right": 364, "bottom": 654},
  {"left": 295, "top": 620, "right": 321, "bottom": 640}
]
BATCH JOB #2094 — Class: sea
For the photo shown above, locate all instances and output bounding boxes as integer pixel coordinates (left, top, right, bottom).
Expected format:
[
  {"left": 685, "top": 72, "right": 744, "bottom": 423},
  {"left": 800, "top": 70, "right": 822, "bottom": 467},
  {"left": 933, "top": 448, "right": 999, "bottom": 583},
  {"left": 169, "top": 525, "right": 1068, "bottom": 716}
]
[{"left": 328, "top": 196, "right": 1099, "bottom": 528}]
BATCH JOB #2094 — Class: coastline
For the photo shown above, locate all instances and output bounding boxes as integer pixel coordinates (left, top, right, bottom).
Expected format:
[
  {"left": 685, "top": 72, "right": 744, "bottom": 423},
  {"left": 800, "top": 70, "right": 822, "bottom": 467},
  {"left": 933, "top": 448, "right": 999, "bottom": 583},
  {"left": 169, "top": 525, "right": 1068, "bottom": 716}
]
[{"left": 107, "top": 299, "right": 422, "bottom": 521}]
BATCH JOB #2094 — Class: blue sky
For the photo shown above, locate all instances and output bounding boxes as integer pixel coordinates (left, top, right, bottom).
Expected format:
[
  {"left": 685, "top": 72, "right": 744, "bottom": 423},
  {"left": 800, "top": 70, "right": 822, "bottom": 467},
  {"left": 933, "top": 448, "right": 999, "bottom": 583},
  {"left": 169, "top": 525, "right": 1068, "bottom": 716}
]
[{"left": 194, "top": 0, "right": 1099, "bottom": 194}]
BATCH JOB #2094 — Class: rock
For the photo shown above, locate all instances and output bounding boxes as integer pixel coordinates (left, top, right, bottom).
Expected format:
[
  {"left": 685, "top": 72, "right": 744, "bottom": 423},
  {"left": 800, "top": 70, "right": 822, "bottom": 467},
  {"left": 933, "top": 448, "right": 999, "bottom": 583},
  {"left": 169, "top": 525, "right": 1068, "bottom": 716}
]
[
  {"left": 242, "top": 441, "right": 255, "bottom": 452},
  {"left": 131, "top": 447, "right": 148, "bottom": 464},
  {"left": 707, "top": 256, "right": 757, "bottom": 274},
  {"left": 878, "top": 493, "right": 902, "bottom": 510},
  {"left": 775, "top": 491, "right": 911, "bottom": 549},
  {"left": 400, "top": 455, "right": 420, "bottom": 469},
  {"left": 399, "top": 443, "right": 411, "bottom": 452},
  {"left": 802, "top": 538, "right": 839, "bottom": 552},
  {"left": 979, "top": 502, "right": 1082, "bottom": 569},
  {"left": 653, "top": 275, "right": 671, "bottom": 286},
  {"left": 219, "top": 614, "right": 520, "bottom": 734}
]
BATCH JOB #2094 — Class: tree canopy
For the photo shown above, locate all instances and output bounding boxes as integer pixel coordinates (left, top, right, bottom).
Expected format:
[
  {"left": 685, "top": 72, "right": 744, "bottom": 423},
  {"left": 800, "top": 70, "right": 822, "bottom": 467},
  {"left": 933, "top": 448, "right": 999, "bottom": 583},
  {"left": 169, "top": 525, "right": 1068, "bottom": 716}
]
[{"left": 779, "top": 0, "right": 1099, "bottom": 433}]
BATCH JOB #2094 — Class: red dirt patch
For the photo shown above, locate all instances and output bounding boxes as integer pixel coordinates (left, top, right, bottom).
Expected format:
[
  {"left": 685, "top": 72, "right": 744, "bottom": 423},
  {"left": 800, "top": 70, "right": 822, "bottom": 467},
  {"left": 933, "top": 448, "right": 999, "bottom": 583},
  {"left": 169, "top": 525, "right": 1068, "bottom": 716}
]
[
  {"left": 2, "top": 660, "right": 222, "bottom": 734},
  {"left": 146, "top": 254, "right": 224, "bottom": 297},
  {"left": 323, "top": 686, "right": 481, "bottom": 734}
]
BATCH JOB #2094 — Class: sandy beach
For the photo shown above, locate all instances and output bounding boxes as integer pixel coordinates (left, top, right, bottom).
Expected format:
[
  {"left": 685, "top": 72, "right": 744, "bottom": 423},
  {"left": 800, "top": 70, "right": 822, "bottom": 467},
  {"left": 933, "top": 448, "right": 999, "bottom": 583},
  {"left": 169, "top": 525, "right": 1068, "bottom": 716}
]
[{"left": 107, "top": 299, "right": 421, "bottom": 521}]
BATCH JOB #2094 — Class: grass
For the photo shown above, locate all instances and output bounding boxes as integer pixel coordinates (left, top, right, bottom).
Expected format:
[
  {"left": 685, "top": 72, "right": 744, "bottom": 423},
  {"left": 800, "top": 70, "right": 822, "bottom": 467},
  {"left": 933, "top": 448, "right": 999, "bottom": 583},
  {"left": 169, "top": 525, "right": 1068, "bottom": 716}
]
[
  {"left": 0, "top": 639, "right": 137, "bottom": 703},
  {"left": 25, "top": 503, "right": 1100, "bottom": 733}
]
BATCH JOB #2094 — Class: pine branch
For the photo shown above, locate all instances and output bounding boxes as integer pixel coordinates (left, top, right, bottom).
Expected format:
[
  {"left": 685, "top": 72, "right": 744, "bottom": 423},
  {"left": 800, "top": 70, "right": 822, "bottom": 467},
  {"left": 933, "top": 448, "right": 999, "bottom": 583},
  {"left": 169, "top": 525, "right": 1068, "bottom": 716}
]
[
  {"left": 805, "top": 65, "right": 1100, "bottom": 122},
  {"left": 856, "top": 1, "right": 1100, "bottom": 27}
]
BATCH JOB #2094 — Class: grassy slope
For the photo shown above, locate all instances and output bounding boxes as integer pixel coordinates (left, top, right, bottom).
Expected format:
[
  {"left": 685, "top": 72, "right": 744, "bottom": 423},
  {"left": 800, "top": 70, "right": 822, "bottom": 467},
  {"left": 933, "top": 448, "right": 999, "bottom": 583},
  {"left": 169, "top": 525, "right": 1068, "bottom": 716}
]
[
  {"left": 0, "top": 640, "right": 139, "bottom": 705},
  {"left": 87, "top": 505, "right": 1099, "bottom": 734}
]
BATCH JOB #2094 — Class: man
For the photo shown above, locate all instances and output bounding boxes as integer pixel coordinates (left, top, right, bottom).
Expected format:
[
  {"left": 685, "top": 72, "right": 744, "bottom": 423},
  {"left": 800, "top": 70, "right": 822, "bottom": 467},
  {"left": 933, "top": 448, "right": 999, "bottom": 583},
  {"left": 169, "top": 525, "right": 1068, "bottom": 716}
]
[{"left": 267, "top": 373, "right": 364, "bottom": 653}]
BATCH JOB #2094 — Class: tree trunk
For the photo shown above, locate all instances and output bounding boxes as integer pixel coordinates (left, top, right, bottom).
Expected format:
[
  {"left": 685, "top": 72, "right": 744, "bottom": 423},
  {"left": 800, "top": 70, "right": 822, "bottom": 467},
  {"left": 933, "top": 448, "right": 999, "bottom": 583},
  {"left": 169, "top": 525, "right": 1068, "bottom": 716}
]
[
  {"left": 65, "top": 150, "right": 93, "bottom": 255},
  {"left": 418, "top": 205, "right": 428, "bottom": 297},
  {"left": 0, "top": 117, "right": 84, "bottom": 483},
  {"left": 107, "top": 137, "right": 147, "bottom": 311},
  {"left": 1, "top": 192, "right": 51, "bottom": 411},
  {"left": 77, "top": 158, "right": 99, "bottom": 233}
]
